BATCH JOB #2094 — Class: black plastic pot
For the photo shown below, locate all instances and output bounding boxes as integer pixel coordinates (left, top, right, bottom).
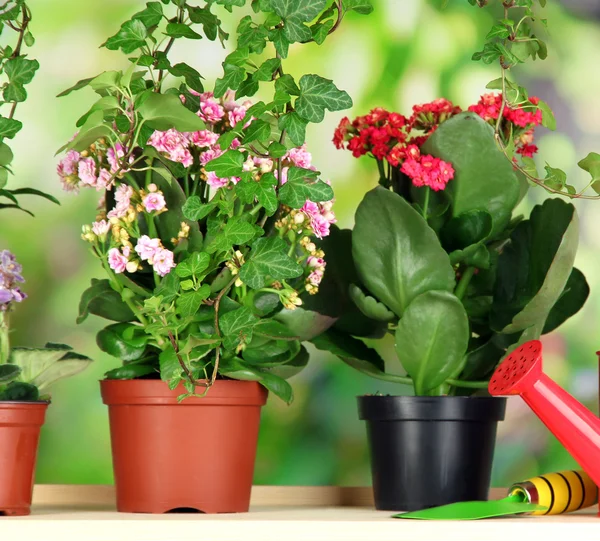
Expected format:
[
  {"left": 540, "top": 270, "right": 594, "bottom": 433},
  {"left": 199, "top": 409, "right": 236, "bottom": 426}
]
[{"left": 358, "top": 395, "right": 507, "bottom": 511}]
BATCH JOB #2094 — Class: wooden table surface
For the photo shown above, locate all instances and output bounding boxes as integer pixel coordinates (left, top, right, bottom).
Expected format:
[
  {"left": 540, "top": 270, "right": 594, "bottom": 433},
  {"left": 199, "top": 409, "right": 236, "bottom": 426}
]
[{"left": 2, "top": 485, "right": 598, "bottom": 541}]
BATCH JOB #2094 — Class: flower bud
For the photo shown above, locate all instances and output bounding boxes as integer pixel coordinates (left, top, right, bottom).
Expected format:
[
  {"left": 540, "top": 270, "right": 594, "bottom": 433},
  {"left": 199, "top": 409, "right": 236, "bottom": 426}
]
[
  {"left": 294, "top": 212, "right": 306, "bottom": 224},
  {"left": 148, "top": 183, "right": 158, "bottom": 193},
  {"left": 126, "top": 261, "right": 139, "bottom": 273}
]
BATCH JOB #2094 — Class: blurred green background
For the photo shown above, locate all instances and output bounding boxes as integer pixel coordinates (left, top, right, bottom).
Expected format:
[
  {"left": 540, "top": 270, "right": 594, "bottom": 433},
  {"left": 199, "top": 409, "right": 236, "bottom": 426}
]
[{"left": 1, "top": 0, "right": 599, "bottom": 487}]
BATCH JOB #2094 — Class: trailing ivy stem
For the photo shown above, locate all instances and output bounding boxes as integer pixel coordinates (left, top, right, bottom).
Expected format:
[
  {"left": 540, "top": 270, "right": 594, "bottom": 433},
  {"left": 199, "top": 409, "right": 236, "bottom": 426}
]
[
  {"left": 455, "top": 266, "right": 476, "bottom": 300},
  {"left": 167, "top": 331, "right": 208, "bottom": 388},
  {"left": 7, "top": 4, "right": 30, "bottom": 121},
  {"left": 422, "top": 187, "right": 430, "bottom": 220}
]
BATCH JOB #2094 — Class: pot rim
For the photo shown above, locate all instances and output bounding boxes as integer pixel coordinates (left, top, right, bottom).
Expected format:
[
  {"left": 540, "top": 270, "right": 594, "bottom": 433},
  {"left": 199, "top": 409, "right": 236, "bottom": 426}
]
[{"left": 0, "top": 400, "right": 50, "bottom": 406}]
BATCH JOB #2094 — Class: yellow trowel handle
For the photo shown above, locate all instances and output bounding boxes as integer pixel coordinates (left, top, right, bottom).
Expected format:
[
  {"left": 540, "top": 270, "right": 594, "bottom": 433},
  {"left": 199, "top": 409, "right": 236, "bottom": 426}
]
[{"left": 509, "top": 470, "right": 598, "bottom": 515}]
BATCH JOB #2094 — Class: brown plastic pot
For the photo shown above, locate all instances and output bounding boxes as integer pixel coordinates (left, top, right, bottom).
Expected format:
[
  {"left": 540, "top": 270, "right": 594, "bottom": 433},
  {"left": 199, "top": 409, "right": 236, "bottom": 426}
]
[
  {"left": 100, "top": 379, "right": 268, "bottom": 514},
  {"left": 0, "top": 402, "right": 48, "bottom": 516}
]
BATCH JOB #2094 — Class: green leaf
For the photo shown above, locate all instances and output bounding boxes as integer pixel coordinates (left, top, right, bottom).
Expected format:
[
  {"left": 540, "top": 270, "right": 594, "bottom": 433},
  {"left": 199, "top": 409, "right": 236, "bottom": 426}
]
[
  {"left": 348, "top": 284, "right": 396, "bottom": 322},
  {"left": 311, "top": 19, "right": 334, "bottom": 44},
  {"left": 491, "top": 198, "right": 579, "bottom": 333},
  {"left": 295, "top": 74, "right": 353, "bottom": 123},
  {"left": 0, "top": 142, "right": 13, "bottom": 166},
  {"left": 485, "top": 23, "right": 511, "bottom": 39},
  {"left": 275, "top": 74, "right": 300, "bottom": 96},
  {"left": 395, "top": 291, "right": 469, "bottom": 395},
  {"left": 440, "top": 210, "right": 493, "bottom": 252},
  {"left": 176, "top": 285, "right": 211, "bottom": 317},
  {"left": 96, "top": 323, "right": 148, "bottom": 362},
  {"left": 208, "top": 217, "right": 261, "bottom": 253},
  {"left": 3, "top": 82, "right": 26, "bottom": 103},
  {"left": 77, "top": 278, "right": 135, "bottom": 324},
  {"left": 0, "top": 382, "right": 39, "bottom": 402},
  {"left": 104, "top": 19, "right": 148, "bottom": 54},
  {"left": 169, "top": 63, "right": 203, "bottom": 93},
  {"left": 542, "top": 268, "right": 589, "bottom": 334},
  {"left": 105, "top": 363, "right": 157, "bottom": 380},
  {"left": 254, "top": 319, "right": 299, "bottom": 340},
  {"left": 269, "top": 27, "right": 290, "bottom": 58},
  {"left": 133, "top": 2, "right": 163, "bottom": 27},
  {"left": 271, "top": 0, "right": 327, "bottom": 42},
  {"left": 264, "top": 345, "right": 309, "bottom": 380},
  {"left": 243, "top": 119, "right": 271, "bottom": 144},
  {"left": 137, "top": 92, "right": 206, "bottom": 132},
  {"left": 219, "top": 306, "right": 259, "bottom": 350},
  {"left": 274, "top": 306, "right": 336, "bottom": 341},
  {"left": 166, "top": 22, "right": 203, "bottom": 39},
  {"left": 0, "top": 116, "right": 22, "bottom": 139},
  {"left": 421, "top": 112, "right": 521, "bottom": 237},
  {"left": 342, "top": 0, "right": 374, "bottom": 14},
  {"left": 0, "top": 364, "right": 21, "bottom": 383},
  {"left": 175, "top": 252, "right": 210, "bottom": 278},
  {"left": 235, "top": 171, "right": 278, "bottom": 215},
  {"left": 205, "top": 149, "right": 244, "bottom": 177},
  {"left": 182, "top": 196, "right": 216, "bottom": 220},
  {"left": 537, "top": 99, "right": 556, "bottom": 131},
  {"left": 268, "top": 141, "right": 287, "bottom": 158},
  {"left": 220, "top": 358, "right": 293, "bottom": 403},
  {"left": 57, "top": 77, "right": 94, "bottom": 97},
  {"left": 214, "top": 63, "right": 246, "bottom": 98},
  {"left": 311, "top": 328, "right": 386, "bottom": 377},
  {"left": 89, "top": 71, "right": 122, "bottom": 92},
  {"left": 278, "top": 167, "right": 333, "bottom": 208},
  {"left": 239, "top": 237, "right": 303, "bottom": 289},
  {"left": 253, "top": 58, "right": 281, "bottom": 81},
  {"left": 278, "top": 112, "right": 308, "bottom": 146},
  {"left": 352, "top": 187, "right": 455, "bottom": 317},
  {"left": 578, "top": 152, "right": 600, "bottom": 193},
  {"left": 154, "top": 272, "right": 180, "bottom": 304},
  {"left": 4, "top": 57, "right": 39, "bottom": 85},
  {"left": 217, "top": 0, "right": 247, "bottom": 11}
]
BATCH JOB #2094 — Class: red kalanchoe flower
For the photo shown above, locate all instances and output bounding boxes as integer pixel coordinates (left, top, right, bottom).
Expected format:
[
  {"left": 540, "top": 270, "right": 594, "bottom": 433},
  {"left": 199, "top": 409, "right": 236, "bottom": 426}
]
[
  {"left": 333, "top": 117, "right": 351, "bottom": 149},
  {"left": 410, "top": 98, "right": 462, "bottom": 130},
  {"left": 517, "top": 144, "right": 538, "bottom": 158}
]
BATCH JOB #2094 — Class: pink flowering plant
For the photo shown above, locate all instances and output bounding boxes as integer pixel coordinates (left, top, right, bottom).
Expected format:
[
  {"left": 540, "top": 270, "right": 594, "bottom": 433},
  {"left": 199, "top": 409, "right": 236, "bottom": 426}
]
[
  {"left": 309, "top": 2, "right": 595, "bottom": 396},
  {"left": 57, "top": 0, "right": 370, "bottom": 402}
]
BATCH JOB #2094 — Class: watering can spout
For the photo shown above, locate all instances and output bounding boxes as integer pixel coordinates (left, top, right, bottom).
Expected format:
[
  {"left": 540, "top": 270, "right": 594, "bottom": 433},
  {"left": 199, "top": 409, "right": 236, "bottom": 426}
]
[{"left": 489, "top": 340, "right": 600, "bottom": 488}]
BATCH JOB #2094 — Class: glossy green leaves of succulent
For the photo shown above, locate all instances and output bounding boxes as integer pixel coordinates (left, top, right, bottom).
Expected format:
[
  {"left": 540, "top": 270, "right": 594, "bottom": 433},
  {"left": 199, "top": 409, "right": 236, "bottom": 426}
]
[
  {"left": 422, "top": 112, "right": 521, "bottom": 237},
  {"left": 352, "top": 186, "right": 455, "bottom": 317},
  {"left": 395, "top": 291, "right": 469, "bottom": 395},
  {"left": 491, "top": 198, "right": 579, "bottom": 334}
]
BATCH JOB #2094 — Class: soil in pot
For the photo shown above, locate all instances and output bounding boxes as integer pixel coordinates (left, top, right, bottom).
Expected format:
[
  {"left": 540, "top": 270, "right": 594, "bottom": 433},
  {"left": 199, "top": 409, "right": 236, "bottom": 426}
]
[
  {"left": 101, "top": 379, "right": 268, "bottom": 514},
  {"left": 358, "top": 395, "right": 507, "bottom": 512},
  {"left": 0, "top": 402, "right": 48, "bottom": 516}
]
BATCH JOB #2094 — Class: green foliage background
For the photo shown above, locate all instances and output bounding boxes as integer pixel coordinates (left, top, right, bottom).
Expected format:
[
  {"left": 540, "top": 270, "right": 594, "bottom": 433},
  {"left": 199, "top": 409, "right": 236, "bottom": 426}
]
[{"left": 1, "top": 0, "right": 598, "bottom": 487}]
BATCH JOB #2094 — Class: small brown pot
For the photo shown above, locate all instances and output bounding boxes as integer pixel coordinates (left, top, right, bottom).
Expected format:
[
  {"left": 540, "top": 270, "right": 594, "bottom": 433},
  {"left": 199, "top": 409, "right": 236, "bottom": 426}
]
[
  {"left": 100, "top": 379, "right": 268, "bottom": 514},
  {"left": 0, "top": 402, "right": 48, "bottom": 516}
]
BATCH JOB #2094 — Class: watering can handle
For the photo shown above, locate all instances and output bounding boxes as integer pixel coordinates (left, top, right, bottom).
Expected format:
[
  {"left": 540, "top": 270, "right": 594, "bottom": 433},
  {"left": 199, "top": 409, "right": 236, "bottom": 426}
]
[{"left": 509, "top": 470, "right": 598, "bottom": 515}]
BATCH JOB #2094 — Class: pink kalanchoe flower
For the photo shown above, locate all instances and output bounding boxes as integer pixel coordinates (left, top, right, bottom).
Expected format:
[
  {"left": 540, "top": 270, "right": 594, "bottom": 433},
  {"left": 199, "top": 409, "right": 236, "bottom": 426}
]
[
  {"left": 57, "top": 150, "right": 80, "bottom": 177},
  {"left": 228, "top": 105, "right": 247, "bottom": 127},
  {"left": 286, "top": 145, "right": 313, "bottom": 169},
  {"left": 199, "top": 146, "right": 224, "bottom": 166},
  {"left": 148, "top": 129, "right": 193, "bottom": 167},
  {"left": 230, "top": 138, "right": 241, "bottom": 150},
  {"left": 108, "top": 248, "right": 128, "bottom": 274},
  {"left": 254, "top": 157, "right": 274, "bottom": 173},
  {"left": 107, "top": 184, "right": 134, "bottom": 219},
  {"left": 199, "top": 97, "right": 225, "bottom": 124},
  {"left": 78, "top": 157, "right": 97, "bottom": 187},
  {"left": 189, "top": 129, "right": 219, "bottom": 148},
  {"left": 302, "top": 201, "right": 331, "bottom": 239},
  {"left": 135, "top": 235, "right": 161, "bottom": 262},
  {"left": 152, "top": 248, "right": 176, "bottom": 277},
  {"left": 307, "top": 256, "right": 325, "bottom": 269},
  {"left": 307, "top": 270, "right": 324, "bottom": 286},
  {"left": 205, "top": 171, "right": 229, "bottom": 189},
  {"left": 143, "top": 192, "right": 167, "bottom": 213},
  {"left": 96, "top": 169, "right": 112, "bottom": 191},
  {"left": 276, "top": 166, "right": 289, "bottom": 185},
  {"left": 92, "top": 220, "right": 110, "bottom": 237},
  {"left": 107, "top": 143, "right": 129, "bottom": 174}
]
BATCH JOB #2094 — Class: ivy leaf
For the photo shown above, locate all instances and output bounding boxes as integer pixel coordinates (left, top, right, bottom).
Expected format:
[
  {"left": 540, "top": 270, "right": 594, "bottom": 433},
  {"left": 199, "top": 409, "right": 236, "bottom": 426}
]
[
  {"left": 182, "top": 196, "right": 217, "bottom": 220},
  {"left": 236, "top": 172, "right": 278, "bottom": 215},
  {"left": 239, "top": 237, "right": 303, "bottom": 289},
  {"left": 3, "top": 83, "right": 26, "bottom": 103},
  {"left": 271, "top": 0, "right": 327, "bottom": 42},
  {"left": 205, "top": 149, "right": 244, "bottom": 177},
  {"left": 243, "top": 119, "right": 271, "bottom": 144},
  {"left": 4, "top": 57, "right": 39, "bottom": 85},
  {"left": 236, "top": 75, "right": 260, "bottom": 99},
  {"left": 214, "top": 63, "right": 246, "bottom": 98},
  {"left": 253, "top": 58, "right": 281, "bottom": 82},
  {"left": 269, "top": 28, "right": 290, "bottom": 58},
  {"left": 342, "top": 0, "right": 374, "bottom": 14},
  {"left": 208, "top": 218, "right": 262, "bottom": 253},
  {"left": 295, "top": 74, "right": 353, "bottom": 123},
  {"left": 544, "top": 164, "right": 568, "bottom": 191},
  {"left": 104, "top": 19, "right": 148, "bottom": 54},
  {"left": 278, "top": 112, "right": 308, "bottom": 146},
  {"left": 165, "top": 23, "right": 203, "bottom": 40},
  {"left": 275, "top": 74, "right": 300, "bottom": 96},
  {"left": 175, "top": 252, "right": 211, "bottom": 278},
  {"left": 219, "top": 306, "right": 258, "bottom": 350},
  {"left": 485, "top": 23, "right": 511, "bottom": 39},
  {"left": 132, "top": 2, "right": 163, "bottom": 28},
  {"left": 216, "top": 0, "right": 247, "bottom": 12},
  {"left": 137, "top": 92, "right": 206, "bottom": 132},
  {"left": 224, "top": 47, "right": 250, "bottom": 67},
  {"left": 268, "top": 141, "right": 287, "bottom": 158},
  {"left": 278, "top": 167, "right": 333, "bottom": 208},
  {"left": 578, "top": 152, "right": 600, "bottom": 194},
  {"left": 311, "top": 19, "right": 334, "bottom": 45},
  {"left": 176, "top": 285, "right": 211, "bottom": 318},
  {"left": 537, "top": 99, "right": 556, "bottom": 131},
  {"left": 168, "top": 63, "right": 203, "bottom": 93},
  {"left": 187, "top": 6, "right": 219, "bottom": 40}
]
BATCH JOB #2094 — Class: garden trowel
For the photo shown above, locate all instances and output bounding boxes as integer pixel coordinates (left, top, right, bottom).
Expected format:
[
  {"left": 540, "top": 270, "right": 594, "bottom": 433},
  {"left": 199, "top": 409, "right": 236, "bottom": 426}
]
[{"left": 393, "top": 469, "right": 597, "bottom": 520}]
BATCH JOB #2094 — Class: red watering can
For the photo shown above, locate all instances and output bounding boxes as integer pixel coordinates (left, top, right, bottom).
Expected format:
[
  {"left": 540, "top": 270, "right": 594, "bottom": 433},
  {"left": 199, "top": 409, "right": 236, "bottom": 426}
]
[{"left": 488, "top": 339, "right": 600, "bottom": 513}]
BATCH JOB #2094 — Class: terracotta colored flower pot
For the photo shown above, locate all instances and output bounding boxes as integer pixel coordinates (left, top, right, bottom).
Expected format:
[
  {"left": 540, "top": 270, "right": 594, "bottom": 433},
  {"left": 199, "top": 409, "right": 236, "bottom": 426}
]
[
  {"left": 0, "top": 402, "right": 48, "bottom": 516},
  {"left": 100, "top": 379, "right": 268, "bottom": 514}
]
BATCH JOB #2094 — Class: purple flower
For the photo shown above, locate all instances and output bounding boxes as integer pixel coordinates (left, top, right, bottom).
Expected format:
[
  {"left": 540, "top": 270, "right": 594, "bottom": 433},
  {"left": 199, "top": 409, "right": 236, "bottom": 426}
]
[{"left": 0, "top": 250, "right": 27, "bottom": 310}]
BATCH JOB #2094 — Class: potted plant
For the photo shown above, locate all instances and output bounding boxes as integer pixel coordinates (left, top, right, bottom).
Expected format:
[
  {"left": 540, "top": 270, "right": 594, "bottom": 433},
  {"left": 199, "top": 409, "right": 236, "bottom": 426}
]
[
  {"left": 56, "top": 0, "right": 371, "bottom": 514},
  {"left": 0, "top": 3, "right": 92, "bottom": 517},
  {"left": 309, "top": 1, "right": 599, "bottom": 511}
]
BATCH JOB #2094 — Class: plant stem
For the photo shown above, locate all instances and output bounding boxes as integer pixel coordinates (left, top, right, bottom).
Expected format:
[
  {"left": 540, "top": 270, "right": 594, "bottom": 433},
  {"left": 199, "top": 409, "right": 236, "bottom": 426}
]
[
  {"left": 209, "top": 275, "right": 238, "bottom": 386},
  {"left": 454, "top": 266, "right": 475, "bottom": 300},
  {"left": 422, "top": 187, "right": 430, "bottom": 220},
  {"left": 0, "top": 312, "right": 9, "bottom": 364}
]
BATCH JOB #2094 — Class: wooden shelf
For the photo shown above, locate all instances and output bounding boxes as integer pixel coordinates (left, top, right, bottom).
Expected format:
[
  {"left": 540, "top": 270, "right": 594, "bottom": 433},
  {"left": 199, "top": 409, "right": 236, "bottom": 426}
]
[{"left": 2, "top": 485, "right": 598, "bottom": 541}]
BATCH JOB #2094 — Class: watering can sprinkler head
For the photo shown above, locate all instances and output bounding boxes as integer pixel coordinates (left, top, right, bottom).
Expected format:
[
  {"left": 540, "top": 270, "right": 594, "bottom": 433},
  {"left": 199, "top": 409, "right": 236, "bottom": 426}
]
[{"left": 488, "top": 339, "right": 600, "bottom": 489}]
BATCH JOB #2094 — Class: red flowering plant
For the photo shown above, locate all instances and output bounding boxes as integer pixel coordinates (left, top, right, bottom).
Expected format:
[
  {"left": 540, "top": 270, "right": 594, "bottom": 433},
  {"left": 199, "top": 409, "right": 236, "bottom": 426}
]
[{"left": 306, "top": 92, "right": 588, "bottom": 396}]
